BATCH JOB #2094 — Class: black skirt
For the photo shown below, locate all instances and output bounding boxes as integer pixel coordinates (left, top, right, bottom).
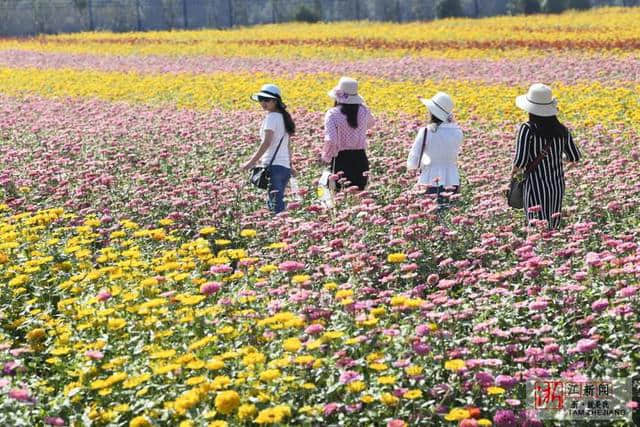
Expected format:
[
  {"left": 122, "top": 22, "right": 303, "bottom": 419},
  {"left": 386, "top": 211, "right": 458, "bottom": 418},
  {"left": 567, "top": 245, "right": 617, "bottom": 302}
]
[{"left": 331, "top": 149, "right": 369, "bottom": 191}]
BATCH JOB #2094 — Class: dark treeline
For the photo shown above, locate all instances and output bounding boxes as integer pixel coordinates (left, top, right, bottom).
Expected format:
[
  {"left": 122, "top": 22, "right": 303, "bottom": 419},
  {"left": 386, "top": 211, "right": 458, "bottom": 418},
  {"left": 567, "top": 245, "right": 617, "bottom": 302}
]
[{"left": 0, "top": 0, "right": 637, "bottom": 36}]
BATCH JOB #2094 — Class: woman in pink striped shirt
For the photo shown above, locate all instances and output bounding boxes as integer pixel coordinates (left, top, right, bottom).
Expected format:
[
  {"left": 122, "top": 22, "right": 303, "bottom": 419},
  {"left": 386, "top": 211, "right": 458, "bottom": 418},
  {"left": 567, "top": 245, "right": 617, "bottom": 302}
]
[{"left": 322, "top": 77, "right": 375, "bottom": 191}]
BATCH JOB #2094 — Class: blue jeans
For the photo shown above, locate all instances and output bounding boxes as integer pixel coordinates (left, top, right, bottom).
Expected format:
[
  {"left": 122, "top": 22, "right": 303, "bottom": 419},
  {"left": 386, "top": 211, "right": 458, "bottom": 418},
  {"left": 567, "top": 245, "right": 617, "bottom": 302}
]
[{"left": 267, "top": 165, "right": 291, "bottom": 213}]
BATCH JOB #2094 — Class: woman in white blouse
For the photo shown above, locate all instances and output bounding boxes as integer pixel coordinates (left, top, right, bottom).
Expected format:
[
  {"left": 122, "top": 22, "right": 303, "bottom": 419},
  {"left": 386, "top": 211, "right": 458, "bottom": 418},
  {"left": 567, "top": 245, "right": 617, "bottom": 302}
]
[{"left": 407, "top": 92, "right": 463, "bottom": 207}]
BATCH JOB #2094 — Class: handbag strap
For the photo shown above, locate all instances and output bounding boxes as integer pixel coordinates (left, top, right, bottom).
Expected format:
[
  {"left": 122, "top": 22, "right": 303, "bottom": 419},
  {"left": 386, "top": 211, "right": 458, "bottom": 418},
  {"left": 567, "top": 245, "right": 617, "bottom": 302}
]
[
  {"left": 523, "top": 129, "right": 553, "bottom": 176},
  {"left": 418, "top": 127, "right": 428, "bottom": 173},
  {"left": 266, "top": 135, "right": 285, "bottom": 168}
]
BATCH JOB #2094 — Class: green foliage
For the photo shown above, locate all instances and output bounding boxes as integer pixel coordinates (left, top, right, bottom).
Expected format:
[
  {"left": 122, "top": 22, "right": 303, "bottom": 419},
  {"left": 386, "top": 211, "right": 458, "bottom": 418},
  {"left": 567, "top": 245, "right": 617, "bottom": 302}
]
[
  {"left": 542, "top": 0, "right": 568, "bottom": 13},
  {"left": 568, "top": 0, "right": 591, "bottom": 9},
  {"left": 508, "top": 0, "right": 541, "bottom": 15},
  {"left": 436, "top": 0, "right": 464, "bottom": 19},
  {"left": 294, "top": 5, "right": 320, "bottom": 23}
]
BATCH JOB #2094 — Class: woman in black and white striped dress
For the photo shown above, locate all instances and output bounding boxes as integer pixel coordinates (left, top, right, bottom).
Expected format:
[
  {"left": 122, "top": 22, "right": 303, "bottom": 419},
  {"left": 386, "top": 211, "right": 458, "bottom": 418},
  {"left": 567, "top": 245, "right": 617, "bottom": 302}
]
[{"left": 512, "top": 84, "right": 581, "bottom": 229}]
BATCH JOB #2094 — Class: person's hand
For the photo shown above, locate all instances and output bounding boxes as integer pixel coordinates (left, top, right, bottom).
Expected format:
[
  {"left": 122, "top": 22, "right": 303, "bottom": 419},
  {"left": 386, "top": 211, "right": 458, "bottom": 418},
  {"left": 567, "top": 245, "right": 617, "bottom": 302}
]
[
  {"left": 290, "top": 166, "right": 298, "bottom": 177},
  {"left": 241, "top": 161, "right": 254, "bottom": 172}
]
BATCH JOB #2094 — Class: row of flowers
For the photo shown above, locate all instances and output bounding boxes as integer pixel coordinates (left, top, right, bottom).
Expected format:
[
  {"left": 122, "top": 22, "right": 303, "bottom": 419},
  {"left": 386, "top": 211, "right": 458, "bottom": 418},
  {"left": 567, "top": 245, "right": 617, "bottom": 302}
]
[
  {"left": 0, "top": 8, "right": 638, "bottom": 60},
  {"left": 2, "top": 51, "right": 639, "bottom": 86},
  {"left": 1, "top": 70, "right": 638, "bottom": 126}
]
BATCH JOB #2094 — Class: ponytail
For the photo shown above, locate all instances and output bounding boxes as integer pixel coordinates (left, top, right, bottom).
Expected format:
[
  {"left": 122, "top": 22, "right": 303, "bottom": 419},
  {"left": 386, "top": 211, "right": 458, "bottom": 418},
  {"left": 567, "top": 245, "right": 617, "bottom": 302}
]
[{"left": 276, "top": 100, "right": 295, "bottom": 135}]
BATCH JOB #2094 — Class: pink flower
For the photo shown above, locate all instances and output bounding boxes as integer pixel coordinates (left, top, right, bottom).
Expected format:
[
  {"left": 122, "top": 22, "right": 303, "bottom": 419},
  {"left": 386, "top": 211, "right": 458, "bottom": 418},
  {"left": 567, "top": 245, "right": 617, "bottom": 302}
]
[
  {"left": 44, "top": 417, "right": 66, "bottom": 426},
  {"left": 427, "top": 273, "right": 439, "bottom": 285},
  {"left": 460, "top": 419, "right": 478, "bottom": 427},
  {"left": 8, "top": 388, "right": 31, "bottom": 402},
  {"left": 305, "top": 324, "right": 325, "bottom": 335},
  {"left": 209, "top": 265, "right": 233, "bottom": 274},
  {"left": 323, "top": 402, "right": 341, "bottom": 416},
  {"left": 339, "top": 370, "right": 362, "bottom": 384},
  {"left": 97, "top": 290, "right": 112, "bottom": 301},
  {"left": 576, "top": 338, "right": 598, "bottom": 353},
  {"left": 528, "top": 299, "right": 548, "bottom": 311},
  {"left": 84, "top": 350, "right": 104, "bottom": 360},
  {"left": 591, "top": 299, "right": 608, "bottom": 312},
  {"left": 200, "top": 281, "right": 221, "bottom": 295},
  {"left": 278, "top": 261, "right": 305, "bottom": 272},
  {"left": 387, "top": 420, "right": 407, "bottom": 427}
]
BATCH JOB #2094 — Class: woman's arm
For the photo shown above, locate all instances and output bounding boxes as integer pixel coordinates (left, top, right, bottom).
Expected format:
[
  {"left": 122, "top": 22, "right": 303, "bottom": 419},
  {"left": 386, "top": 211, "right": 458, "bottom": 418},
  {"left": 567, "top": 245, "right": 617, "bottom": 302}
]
[
  {"left": 321, "top": 111, "right": 338, "bottom": 164},
  {"left": 407, "top": 128, "right": 425, "bottom": 170},
  {"left": 242, "top": 129, "right": 274, "bottom": 171},
  {"left": 512, "top": 123, "right": 530, "bottom": 176}
]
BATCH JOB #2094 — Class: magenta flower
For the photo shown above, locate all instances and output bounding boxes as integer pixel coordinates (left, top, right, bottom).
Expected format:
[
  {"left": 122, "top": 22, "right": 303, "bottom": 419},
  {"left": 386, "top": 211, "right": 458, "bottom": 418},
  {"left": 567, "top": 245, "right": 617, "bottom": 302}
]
[
  {"left": 591, "top": 299, "right": 608, "bottom": 312},
  {"left": 8, "top": 388, "right": 31, "bottom": 402},
  {"left": 200, "top": 281, "right": 221, "bottom": 295},
  {"left": 278, "top": 261, "right": 305, "bottom": 272},
  {"left": 84, "top": 350, "right": 104, "bottom": 360},
  {"left": 44, "top": 417, "right": 66, "bottom": 426},
  {"left": 493, "top": 409, "right": 517, "bottom": 427},
  {"left": 339, "top": 370, "right": 362, "bottom": 384}
]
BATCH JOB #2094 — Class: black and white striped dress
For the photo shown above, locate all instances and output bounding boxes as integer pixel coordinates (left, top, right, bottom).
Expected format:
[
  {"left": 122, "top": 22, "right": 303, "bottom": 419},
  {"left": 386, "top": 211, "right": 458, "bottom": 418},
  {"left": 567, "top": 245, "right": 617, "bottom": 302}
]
[{"left": 513, "top": 122, "right": 581, "bottom": 228}]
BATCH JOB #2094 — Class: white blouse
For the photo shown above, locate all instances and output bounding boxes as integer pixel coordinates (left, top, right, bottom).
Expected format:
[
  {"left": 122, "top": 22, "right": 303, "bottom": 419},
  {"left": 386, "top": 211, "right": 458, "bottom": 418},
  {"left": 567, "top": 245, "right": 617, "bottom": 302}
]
[{"left": 407, "top": 123, "right": 463, "bottom": 187}]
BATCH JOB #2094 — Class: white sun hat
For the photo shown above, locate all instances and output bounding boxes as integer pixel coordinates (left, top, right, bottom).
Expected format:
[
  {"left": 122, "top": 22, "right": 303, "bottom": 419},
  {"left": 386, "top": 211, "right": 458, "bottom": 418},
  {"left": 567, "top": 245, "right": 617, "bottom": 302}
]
[
  {"left": 251, "top": 83, "right": 282, "bottom": 101},
  {"left": 328, "top": 76, "right": 364, "bottom": 105},
  {"left": 419, "top": 92, "right": 454, "bottom": 122},
  {"left": 516, "top": 83, "right": 558, "bottom": 117}
]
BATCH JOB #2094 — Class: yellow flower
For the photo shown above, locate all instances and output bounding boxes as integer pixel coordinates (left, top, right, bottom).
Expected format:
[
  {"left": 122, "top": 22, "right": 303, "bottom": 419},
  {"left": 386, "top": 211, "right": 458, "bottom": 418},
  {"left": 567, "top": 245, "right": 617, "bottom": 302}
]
[
  {"left": 129, "top": 416, "right": 151, "bottom": 427},
  {"left": 360, "top": 394, "right": 374, "bottom": 403},
  {"left": 347, "top": 380, "right": 366, "bottom": 393},
  {"left": 206, "top": 358, "right": 225, "bottom": 370},
  {"left": 107, "top": 318, "right": 127, "bottom": 330},
  {"left": 487, "top": 386, "right": 506, "bottom": 395},
  {"left": 259, "top": 369, "right": 281, "bottom": 382},
  {"left": 403, "top": 389, "right": 422, "bottom": 399},
  {"left": 444, "top": 359, "right": 466, "bottom": 371},
  {"left": 208, "top": 422, "right": 228, "bottom": 427},
  {"left": 387, "top": 253, "right": 407, "bottom": 263},
  {"left": 444, "top": 408, "right": 472, "bottom": 421},
  {"left": 380, "top": 392, "right": 399, "bottom": 406},
  {"left": 254, "top": 405, "right": 291, "bottom": 424},
  {"left": 377, "top": 375, "right": 396, "bottom": 385},
  {"left": 214, "top": 390, "right": 240, "bottom": 415},
  {"left": 282, "top": 337, "right": 302, "bottom": 352},
  {"left": 240, "top": 229, "right": 256, "bottom": 238},
  {"left": 26, "top": 328, "right": 47, "bottom": 342},
  {"left": 199, "top": 226, "right": 217, "bottom": 235},
  {"left": 478, "top": 419, "right": 493, "bottom": 426},
  {"left": 237, "top": 403, "right": 257, "bottom": 420},
  {"left": 405, "top": 365, "right": 423, "bottom": 376}
]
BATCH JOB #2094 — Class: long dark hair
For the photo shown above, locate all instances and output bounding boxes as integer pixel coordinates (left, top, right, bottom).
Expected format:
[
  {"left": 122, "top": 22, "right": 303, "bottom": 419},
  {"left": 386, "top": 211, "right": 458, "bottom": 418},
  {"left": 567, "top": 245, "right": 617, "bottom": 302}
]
[
  {"left": 335, "top": 101, "right": 359, "bottom": 129},
  {"left": 276, "top": 99, "right": 295, "bottom": 135},
  {"left": 528, "top": 113, "right": 567, "bottom": 139}
]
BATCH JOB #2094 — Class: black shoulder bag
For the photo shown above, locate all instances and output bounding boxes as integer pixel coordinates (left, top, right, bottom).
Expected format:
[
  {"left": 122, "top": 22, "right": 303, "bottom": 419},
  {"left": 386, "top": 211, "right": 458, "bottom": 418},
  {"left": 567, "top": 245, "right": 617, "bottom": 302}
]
[
  {"left": 506, "top": 131, "right": 553, "bottom": 209},
  {"left": 249, "top": 136, "right": 284, "bottom": 190}
]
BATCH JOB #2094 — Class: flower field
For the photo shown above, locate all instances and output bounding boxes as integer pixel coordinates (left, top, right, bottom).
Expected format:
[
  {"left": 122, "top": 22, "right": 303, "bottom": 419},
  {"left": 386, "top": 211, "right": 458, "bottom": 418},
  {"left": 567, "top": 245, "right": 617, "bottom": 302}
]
[{"left": 1, "top": 7, "right": 640, "bottom": 427}]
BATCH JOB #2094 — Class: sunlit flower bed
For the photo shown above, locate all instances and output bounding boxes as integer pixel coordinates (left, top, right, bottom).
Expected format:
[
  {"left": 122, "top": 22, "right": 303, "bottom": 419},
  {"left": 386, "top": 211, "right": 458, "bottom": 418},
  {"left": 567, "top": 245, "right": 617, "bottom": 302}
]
[{"left": 1, "top": 6, "right": 640, "bottom": 427}]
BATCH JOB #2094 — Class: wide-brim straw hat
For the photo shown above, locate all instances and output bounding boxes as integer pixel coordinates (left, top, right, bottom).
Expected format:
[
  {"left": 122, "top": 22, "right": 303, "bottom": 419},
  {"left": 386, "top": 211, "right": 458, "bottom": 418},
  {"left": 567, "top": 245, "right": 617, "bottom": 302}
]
[
  {"left": 419, "top": 92, "right": 454, "bottom": 122},
  {"left": 516, "top": 83, "right": 558, "bottom": 117},
  {"left": 251, "top": 83, "right": 282, "bottom": 102},
  {"left": 328, "top": 76, "right": 364, "bottom": 105}
]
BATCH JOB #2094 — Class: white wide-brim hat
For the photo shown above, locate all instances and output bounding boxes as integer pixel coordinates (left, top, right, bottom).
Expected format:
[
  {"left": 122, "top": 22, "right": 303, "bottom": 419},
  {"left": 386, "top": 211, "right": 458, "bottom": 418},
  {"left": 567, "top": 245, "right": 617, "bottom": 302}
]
[
  {"left": 419, "top": 92, "right": 454, "bottom": 122},
  {"left": 251, "top": 83, "right": 282, "bottom": 102},
  {"left": 516, "top": 83, "right": 558, "bottom": 117},
  {"left": 328, "top": 76, "right": 364, "bottom": 105}
]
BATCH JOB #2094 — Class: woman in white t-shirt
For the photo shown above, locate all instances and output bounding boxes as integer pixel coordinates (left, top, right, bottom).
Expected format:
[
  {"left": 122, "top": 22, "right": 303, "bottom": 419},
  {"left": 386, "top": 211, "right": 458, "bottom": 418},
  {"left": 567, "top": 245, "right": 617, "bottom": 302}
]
[
  {"left": 407, "top": 92, "right": 463, "bottom": 208},
  {"left": 242, "top": 84, "right": 296, "bottom": 213}
]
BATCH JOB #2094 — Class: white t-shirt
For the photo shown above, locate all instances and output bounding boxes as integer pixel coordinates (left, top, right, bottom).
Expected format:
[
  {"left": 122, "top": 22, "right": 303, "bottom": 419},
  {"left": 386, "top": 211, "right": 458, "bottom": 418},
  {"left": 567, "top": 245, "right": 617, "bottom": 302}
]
[
  {"left": 406, "top": 123, "right": 463, "bottom": 187},
  {"left": 259, "top": 112, "right": 290, "bottom": 168}
]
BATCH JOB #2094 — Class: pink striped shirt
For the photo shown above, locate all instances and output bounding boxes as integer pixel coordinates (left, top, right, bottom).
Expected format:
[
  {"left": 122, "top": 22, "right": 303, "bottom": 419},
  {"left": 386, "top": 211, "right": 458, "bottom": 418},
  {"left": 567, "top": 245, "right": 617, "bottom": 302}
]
[{"left": 322, "top": 105, "right": 375, "bottom": 163}]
